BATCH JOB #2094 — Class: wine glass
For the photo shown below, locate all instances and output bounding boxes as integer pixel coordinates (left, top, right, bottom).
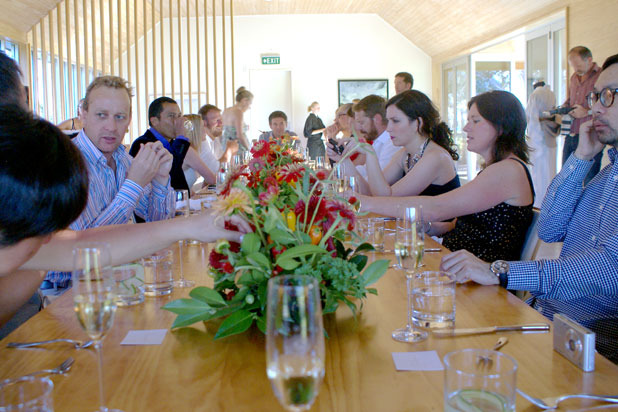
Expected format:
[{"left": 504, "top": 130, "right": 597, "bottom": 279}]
[
  {"left": 173, "top": 190, "right": 195, "bottom": 288},
  {"left": 315, "top": 156, "right": 326, "bottom": 170},
  {"left": 334, "top": 164, "right": 346, "bottom": 193},
  {"left": 391, "top": 206, "right": 428, "bottom": 343},
  {"left": 72, "top": 242, "right": 124, "bottom": 412},
  {"left": 266, "top": 275, "right": 325, "bottom": 412}
]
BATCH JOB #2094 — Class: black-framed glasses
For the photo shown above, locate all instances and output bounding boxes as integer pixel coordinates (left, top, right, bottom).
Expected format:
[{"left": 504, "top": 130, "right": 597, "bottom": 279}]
[{"left": 587, "top": 87, "right": 618, "bottom": 108}]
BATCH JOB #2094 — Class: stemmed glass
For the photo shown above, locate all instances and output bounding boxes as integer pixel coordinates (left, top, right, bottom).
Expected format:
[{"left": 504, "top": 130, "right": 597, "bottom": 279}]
[
  {"left": 266, "top": 275, "right": 325, "bottom": 412},
  {"left": 334, "top": 164, "right": 345, "bottom": 193},
  {"left": 391, "top": 206, "right": 428, "bottom": 343},
  {"left": 315, "top": 156, "right": 326, "bottom": 170},
  {"left": 173, "top": 190, "right": 195, "bottom": 288},
  {"left": 72, "top": 242, "right": 123, "bottom": 412}
]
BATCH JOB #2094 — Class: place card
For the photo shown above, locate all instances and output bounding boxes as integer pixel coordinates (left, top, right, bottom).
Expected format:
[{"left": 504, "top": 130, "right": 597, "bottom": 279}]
[
  {"left": 121, "top": 329, "right": 168, "bottom": 345},
  {"left": 392, "top": 351, "right": 444, "bottom": 371}
]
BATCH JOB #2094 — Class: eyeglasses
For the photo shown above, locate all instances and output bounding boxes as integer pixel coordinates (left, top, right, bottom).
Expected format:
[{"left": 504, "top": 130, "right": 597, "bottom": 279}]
[{"left": 587, "top": 87, "right": 618, "bottom": 108}]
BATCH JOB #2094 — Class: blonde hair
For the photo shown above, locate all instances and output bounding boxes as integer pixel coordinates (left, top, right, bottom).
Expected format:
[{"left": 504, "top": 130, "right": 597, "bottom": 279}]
[
  {"left": 83, "top": 75, "right": 134, "bottom": 112},
  {"left": 307, "top": 101, "right": 319, "bottom": 112},
  {"left": 336, "top": 103, "right": 354, "bottom": 117},
  {"left": 183, "top": 114, "right": 203, "bottom": 152},
  {"left": 235, "top": 87, "right": 253, "bottom": 103}
]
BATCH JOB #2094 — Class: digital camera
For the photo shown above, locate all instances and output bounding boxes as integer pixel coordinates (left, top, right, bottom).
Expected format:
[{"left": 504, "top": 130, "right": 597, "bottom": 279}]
[{"left": 553, "top": 313, "right": 595, "bottom": 372}]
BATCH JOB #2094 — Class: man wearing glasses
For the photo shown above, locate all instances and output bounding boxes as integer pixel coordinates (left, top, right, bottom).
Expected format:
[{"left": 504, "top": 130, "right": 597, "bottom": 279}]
[{"left": 441, "top": 54, "right": 618, "bottom": 364}]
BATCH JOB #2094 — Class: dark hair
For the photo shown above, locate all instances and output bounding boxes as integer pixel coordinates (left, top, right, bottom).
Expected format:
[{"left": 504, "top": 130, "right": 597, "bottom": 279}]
[
  {"left": 0, "top": 51, "right": 26, "bottom": 109},
  {"left": 395, "top": 72, "right": 414, "bottom": 88},
  {"left": 533, "top": 81, "right": 546, "bottom": 89},
  {"left": 602, "top": 53, "right": 618, "bottom": 71},
  {"left": 468, "top": 90, "right": 529, "bottom": 164},
  {"left": 148, "top": 97, "right": 177, "bottom": 126},
  {"left": 569, "top": 46, "right": 592, "bottom": 60},
  {"left": 353, "top": 95, "right": 387, "bottom": 125},
  {"left": 0, "top": 105, "right": 89, "bottom": 247},
  {"left": 386, "top": 90, "right": 459, "bottom": 160},
  {"left": 198, "top": 104, "right": 220, "bottom": 119},
  {"left": 268, "top": 110, "right": 287, "bottom": 123}
]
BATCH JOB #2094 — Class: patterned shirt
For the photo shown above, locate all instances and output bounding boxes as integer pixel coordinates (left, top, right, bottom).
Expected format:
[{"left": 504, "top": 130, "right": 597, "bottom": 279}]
[
  {"left": 44, "top": 130, "right": 175, "bottom": 285},
  {"left": 563, "top": 62, "right": 601, "bottom": 135},
  {"left": 508, "top": 148, "right": 618, "bottom": 363}
]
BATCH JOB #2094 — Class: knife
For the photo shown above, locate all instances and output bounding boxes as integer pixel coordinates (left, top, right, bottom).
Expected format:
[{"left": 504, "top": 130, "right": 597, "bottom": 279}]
[{"left": 432, "top": 323, "right": 550, "bottom": 337}]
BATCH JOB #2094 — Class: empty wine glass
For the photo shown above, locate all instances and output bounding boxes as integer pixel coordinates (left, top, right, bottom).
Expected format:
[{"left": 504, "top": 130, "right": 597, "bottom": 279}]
[
  {"left": 72, "top": 242, "right": 124, "bottom": 412},
  {"left": 266, "top": 275, "right": 325, "bottom": 412}
]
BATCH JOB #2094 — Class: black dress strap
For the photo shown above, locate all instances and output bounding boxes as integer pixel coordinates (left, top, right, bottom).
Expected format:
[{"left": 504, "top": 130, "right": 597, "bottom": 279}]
[{"left": 508, "top": 157, "right": 535, "bottom": 199}]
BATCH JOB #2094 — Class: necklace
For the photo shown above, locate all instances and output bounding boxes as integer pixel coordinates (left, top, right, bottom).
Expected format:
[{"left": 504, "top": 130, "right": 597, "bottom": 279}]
[{"left": 405, "top": 138, "right": 430, "bottom": 172}]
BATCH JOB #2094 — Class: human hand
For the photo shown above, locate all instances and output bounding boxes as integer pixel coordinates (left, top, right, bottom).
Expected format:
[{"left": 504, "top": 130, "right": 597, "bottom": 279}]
[
  {"left": 569, "top": 104, "right": 589, "bottom": 119},
  {"left": 439, "top": 249, "right": 497, "bottom": 285},
  {"left": 186, "top": 210, "right": 253, "bottom": 243},
  {"left": 154, "top": 144, "right": 173, "bottom": 184},
  {"left": 128, "top": 142, "right": 162, "bottom": 187},
  {"left": 574, "top": 119, "right": 605, "bottom": 161},
  {"left": 324, "top": 124, "right": 339, "bottom": 139}
]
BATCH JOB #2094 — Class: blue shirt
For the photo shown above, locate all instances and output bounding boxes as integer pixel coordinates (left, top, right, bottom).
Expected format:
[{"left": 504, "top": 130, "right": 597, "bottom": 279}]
[
  {"left": 508, "top": 148, "right": 618, "bottom": 362},
  {"left": 149, "top": 127, "right": 188, "bottom": 152},
  {"left": 45, "top": 130, "right": 175, "bottom": 285}
]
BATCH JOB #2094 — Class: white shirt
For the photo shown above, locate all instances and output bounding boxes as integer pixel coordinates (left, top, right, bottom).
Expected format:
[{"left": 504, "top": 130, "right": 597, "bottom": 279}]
[
  {"left": 201, "top": 135, "right": 221, "bottom": 173},
  {"left": 356, "top": 130, "right": 399, "bottom": 178}
]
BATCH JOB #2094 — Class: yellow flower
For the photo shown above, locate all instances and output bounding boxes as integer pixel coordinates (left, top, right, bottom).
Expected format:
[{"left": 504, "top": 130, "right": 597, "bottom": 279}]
[{"left": 211, "top": 188, "right": 254, "bottom": 217}]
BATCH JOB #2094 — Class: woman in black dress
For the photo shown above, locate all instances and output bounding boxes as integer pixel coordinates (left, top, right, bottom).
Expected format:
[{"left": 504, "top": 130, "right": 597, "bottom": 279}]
[{"left": 303, "top": 101, "right": 326, "bottom": 159}]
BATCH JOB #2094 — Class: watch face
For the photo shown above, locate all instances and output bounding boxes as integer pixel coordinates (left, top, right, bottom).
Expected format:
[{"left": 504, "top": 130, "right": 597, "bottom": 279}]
[{"left": 492, "top": 260, "right": 509, "bottom": 274}]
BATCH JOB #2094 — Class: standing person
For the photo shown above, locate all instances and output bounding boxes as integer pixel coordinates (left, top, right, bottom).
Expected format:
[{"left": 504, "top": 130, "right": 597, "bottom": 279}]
[
  {"left": 303, "top": 101, "right": 326, "bottom": 159},
  {"left": 181, "top": 114, "right": 217, "bottom": 190},
  {"left": 221, "top": 87, "right": 253, "bottom": 155},
  {"left": 527, "top": 83, "right": 560, "bottom": 207},
  {"left": 562, "top": 46, "right": 602, "bottom": 184},
  {"left": 129, "top": 97, "right": 192, "bottom": 191},
  {"left": 394, "top": 72, "right": 413, "bottom": 95}
]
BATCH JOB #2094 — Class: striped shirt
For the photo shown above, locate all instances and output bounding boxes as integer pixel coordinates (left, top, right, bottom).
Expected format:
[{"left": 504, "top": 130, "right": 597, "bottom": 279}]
[
  {"left": 44, "top": 130, "right": 175, "bottom": 285},
  {"left": 508, "top": 148, "right": 618, "bottom": 363}
]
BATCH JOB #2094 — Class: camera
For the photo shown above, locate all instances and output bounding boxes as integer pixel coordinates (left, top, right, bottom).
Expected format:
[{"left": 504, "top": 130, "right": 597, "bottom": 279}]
[
  {"left": 541, "top": 106, "right": 573, "bottom": 117},
  {"left": 553, "top": 313, "right": 595, "bottom": 372},
  {"left": 328, "top": 138, "right": 344, "bottom": 155}
]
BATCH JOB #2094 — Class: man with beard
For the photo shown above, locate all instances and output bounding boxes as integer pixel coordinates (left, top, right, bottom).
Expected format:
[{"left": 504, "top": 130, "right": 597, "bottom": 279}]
[{"left": 440, "top": 54, "right": 618, "bottom": 364}]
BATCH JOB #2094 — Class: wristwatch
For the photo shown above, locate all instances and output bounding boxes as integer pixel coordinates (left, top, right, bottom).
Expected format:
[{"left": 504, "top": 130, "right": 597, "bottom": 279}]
[{"left": 490, "top": 260, "right": 509, "bottom": 288}]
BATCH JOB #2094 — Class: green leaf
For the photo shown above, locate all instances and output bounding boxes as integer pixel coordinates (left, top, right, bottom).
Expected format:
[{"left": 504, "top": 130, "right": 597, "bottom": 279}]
[
  {"left": 276, "top": 244, "right": 328, "bottom": 264},
  {"left": 268, "top": 228, "right": 297, "bottom": 245},
  {"left": 354, "top": 242, "right": 375, "bottom": 254},
  {"left": 361, "top": 259, "right": 390, "bottom": 287},
  {"left": 246, "top": 251, "right": 271, "bottom": 269},
  {"left": 277, "top": 257, "right": 301, "bottom": 270},
  {"left": 264, "top": 206, "right": 285, "bottom": 233},
  {"left": 241, "top": 232, "right": 261, "bottom": 254},
  {"left": 189, "top": 287, "right": 226, "bottom": 307},
  {"left": 162, "top": 298, "right": 215, "bottom": 315},
  {"left": 238, "top": 270, "right": 266, "bottom": 285},
  {"left": 302, "top": 168, "right": 310, "bottom": 196},
  {"left": 256, "top": 315, "right": 267, "bottom": 334},
  {"left": 299, "top": 232, "right": 312, "bottom": 245},
  {"left": 349, "top": 254, "right": 368, "bottom": 272},
  {"left": 230, "top": 286, "right": 250, "bottom": 303},
  {"left": 214, "top": 310, "right": 255, "bottom": 340},
  {"left": 170, "top": 311, "right": 216, "bottom": 329}
]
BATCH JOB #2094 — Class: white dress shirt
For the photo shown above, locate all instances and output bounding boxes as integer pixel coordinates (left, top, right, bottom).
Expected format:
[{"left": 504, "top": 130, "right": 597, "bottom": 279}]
[{"left": 356, "top": 130, "right": 399, "bottom": 178}]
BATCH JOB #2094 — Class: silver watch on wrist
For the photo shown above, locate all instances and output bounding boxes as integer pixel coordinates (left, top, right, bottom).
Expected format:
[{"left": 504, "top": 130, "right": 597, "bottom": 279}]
[{"left": 490, "top": 260, "right": 509, "bottom": 288}]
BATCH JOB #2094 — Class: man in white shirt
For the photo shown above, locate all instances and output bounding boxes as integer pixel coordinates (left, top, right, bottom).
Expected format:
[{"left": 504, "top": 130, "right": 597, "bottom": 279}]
[{"left": 199, "top": 104, "right": 238, "bottom": 164}]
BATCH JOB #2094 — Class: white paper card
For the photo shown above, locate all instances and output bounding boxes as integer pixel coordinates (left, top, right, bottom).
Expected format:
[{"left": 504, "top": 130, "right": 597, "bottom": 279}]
[
  {"left": 121, "top": 329, "right": 168, "bottom": 345},
  {"left": 392, "top": 351, "right": 444, "bottom": 371}
]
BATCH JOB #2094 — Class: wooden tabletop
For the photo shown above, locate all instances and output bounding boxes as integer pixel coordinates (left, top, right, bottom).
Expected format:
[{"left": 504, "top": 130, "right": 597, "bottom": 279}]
[{"left": 1, "top": 237, "right": 617, "bottom": 411}]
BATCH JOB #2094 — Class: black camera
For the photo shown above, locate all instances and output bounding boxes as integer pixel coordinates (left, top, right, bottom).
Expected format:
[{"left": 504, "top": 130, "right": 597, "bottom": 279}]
[
  {"left": 542, "top": 106, "right": 573, "bottom": 117},
  {"left": 328, "top": 138, "right": 345, "bottom": 155}
]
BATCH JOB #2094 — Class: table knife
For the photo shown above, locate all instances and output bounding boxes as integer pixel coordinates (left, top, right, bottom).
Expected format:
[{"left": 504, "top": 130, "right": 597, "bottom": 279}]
[{"left": 433, "top": 323, "right": 550, "bottom": 337}]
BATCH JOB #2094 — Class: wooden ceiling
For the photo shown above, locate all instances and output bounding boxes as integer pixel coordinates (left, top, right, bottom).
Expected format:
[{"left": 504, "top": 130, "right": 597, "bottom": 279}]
[{"left": 1, "top": 0, "right": 565, "bottom": 58}]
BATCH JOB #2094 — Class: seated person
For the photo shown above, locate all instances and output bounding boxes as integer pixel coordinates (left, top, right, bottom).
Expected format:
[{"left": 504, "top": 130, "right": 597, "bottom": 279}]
[
  {"left": 181, "top": 114, "right": 217, "bottom": 191},
  {"left": 440, "top": 54, "right": 618, "bottom": 364},
  {"left": 359, "top": 90, "right": 535, "bottom": 262},
  {"left": 130, "top": 97, "right": 192, "bottom": 191},
  {"left": 43, "top": 75, "right": 176, "bottom": 290},
  {"left": 56, "top": 98, "right": 85, "bottom": 138},
  {"left": 0, "top": 105, "right": 247, "bottom": 332},
  {"left": 259, "top": 110, "right": 298, "bottom": 149},
  {"left": 198, "top": 104, "right": 226, "bottom": 170},
  {"left": 330, "top": 91, "right": 460, "bottom": 198}
]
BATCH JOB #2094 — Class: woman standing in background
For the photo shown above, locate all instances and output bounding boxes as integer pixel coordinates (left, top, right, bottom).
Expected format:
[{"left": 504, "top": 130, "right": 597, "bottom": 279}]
[
  {"left": 222, "top": 87, "right": 253, "bottom": 155},
  {"left": 303, "top": 101, "right": 326, "bottom": 159}
]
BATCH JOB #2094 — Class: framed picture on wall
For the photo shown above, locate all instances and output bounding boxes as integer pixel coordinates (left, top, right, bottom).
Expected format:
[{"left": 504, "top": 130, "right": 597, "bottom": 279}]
[{"left": 338, "top": 79, "right": 389, "bottom": 106}]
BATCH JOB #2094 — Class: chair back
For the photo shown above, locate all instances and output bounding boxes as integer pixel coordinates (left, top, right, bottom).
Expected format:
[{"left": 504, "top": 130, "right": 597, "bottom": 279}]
[{"left": 520, "top": 208, "right": 541, "bottom": 261}]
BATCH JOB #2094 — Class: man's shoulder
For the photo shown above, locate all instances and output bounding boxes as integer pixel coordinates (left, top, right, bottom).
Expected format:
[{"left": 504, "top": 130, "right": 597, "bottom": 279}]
[{"left": 129, "top": 130, "right": 155, "bottom": 155}]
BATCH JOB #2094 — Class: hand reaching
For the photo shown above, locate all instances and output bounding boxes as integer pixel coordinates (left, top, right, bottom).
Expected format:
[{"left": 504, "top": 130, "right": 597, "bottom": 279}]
[{"left": 440, "top": 249, "right": 497, "bottom": 285}]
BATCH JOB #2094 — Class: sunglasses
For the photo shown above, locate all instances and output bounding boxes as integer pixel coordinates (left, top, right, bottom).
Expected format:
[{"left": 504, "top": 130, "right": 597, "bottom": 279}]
[{"left": 587, "top": 87, "right": 618, "bottom": 108}]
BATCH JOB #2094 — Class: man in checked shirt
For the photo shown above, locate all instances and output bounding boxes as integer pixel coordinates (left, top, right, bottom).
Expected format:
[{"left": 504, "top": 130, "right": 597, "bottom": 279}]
[{"left": 441, "top": 54, "right": 618, "bottom": 364}]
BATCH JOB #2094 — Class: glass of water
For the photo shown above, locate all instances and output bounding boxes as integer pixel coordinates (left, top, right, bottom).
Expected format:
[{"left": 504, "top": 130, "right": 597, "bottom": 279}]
[
  {"left": 266, "top": 275, "right": 325, "bottom": 411},
  {"left": 0, "top": 376, "right": 53, "bottom": 412}
]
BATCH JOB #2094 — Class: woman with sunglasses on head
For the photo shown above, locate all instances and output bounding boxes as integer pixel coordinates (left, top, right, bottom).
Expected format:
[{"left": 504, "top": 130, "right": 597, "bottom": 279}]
[{"left": 359, "top": 90, "right": 535, "bottom": 262}]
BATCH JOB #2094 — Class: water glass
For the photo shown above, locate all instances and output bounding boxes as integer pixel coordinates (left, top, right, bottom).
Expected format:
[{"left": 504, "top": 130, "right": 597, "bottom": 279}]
[
  {"left": 368, "top": 218, "right": 385, "bottom": 252},
  {"left": 175, "top": 190, "right": 190, "bottom": 218},
  {"left": 112, "top": 265, "right": 145, "bottom": 307},
  {"left": 142, "top": 249, "right": 174, "bottom": 297},
  {"left": 411, "top": 271, "right": 456, "bottom": 329},
  {"left": 315, "top": 156, "right": 326, "bottom": 170},
  {"left": 444, "top": 349, "right": 517, "bottom": 411},
  {"left": 0, "top": 376, "right": 53, "bottom": 412},
  {"left": 266, "top": 275, "right": 325, "bottom": 412}
]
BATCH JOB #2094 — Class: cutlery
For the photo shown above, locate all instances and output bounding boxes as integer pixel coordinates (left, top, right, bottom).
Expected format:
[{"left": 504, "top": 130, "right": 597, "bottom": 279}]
[
  {"left": 7, "top": 339, "right": 94, "bottom": 349},
  {"left": 433, "top": 323, "right": 549, "bottom": 337},
  {"left": 424, "top": 248, "right": 442, "bottom": 253},
  {"left": 517, "top": 388, "right": 618, "bottom": 409},
  {"left": 22, "top": 357, "right": 75, "bottom": 378},
  {"left": 477, "top": 337, "right": 508, "bottom": 366}
]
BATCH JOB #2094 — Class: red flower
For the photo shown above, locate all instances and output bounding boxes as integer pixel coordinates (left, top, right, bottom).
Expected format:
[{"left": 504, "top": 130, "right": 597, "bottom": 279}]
[
  {"left": 222, "top": 262, "right": 234, "bottom": 274},
  {"left": 229, "top": 241, "right": 241, "bottom": 253},
  {"left": 264, "top": 176, "right": 279, "bottom": 189},
  {"left": 325, "top": 199, "right": 356, "bottom": 231},
  {"left": 220, "top": 165, "right": 249, "bottom": 197},
  {"left": 259, "top": 185, "right": 280, "bottom": 206},
  {"left": 348, "top": 196, "right": 357, "bottom": 205},
  {"left": 278, "top": 163, "right": 305, "bottom": 184},
  {"left": 251, "top": 140, "right": 271, "bottom": 158},
  {"left": 209, "top": 250, "right": 227, "bottom": 270},
  {"left": 316, "top": 170, "right": 328, "bottom": 180},
  {"left": 248, "top": 157, "right": 266, "bottom": 173},
  {"left": 295, "top": 196, "right": 327, "bottom": 226}
]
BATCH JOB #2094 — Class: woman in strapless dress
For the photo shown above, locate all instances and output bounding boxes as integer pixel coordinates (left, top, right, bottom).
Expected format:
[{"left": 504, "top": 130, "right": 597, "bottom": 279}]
[{"left": 221, "top": 87, "right": 253, "bottom": 155}]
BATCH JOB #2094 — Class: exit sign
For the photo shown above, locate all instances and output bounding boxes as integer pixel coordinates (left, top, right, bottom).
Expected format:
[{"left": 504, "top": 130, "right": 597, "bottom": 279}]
[{"left": 261, "top": 56, "right": 280, "bottom": 65}]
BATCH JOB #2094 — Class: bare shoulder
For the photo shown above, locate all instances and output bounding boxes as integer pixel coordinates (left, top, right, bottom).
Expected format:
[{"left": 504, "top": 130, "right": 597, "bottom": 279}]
[{"left": 485, "top": 157, "right": 529, "bottom": 179}]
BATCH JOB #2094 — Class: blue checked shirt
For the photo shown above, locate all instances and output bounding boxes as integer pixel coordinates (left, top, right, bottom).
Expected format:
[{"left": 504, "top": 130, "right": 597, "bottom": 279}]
[
  {"left": 45, "top": 130, "right": 175, "bottom": 285},
  {"left": 508, "top": 148, "right": 618, "bottom": 363}
]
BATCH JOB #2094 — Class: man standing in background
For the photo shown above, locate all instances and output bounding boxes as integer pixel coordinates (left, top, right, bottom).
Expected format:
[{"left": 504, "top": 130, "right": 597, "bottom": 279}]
[{"left": 394, "top": 72, "right": 413, "bottom": 95}]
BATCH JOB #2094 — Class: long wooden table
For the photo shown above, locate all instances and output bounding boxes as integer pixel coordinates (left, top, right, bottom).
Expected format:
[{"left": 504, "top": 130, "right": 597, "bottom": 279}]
[{"left": 1, "top": 238, "right": 618, "bottom": 411}]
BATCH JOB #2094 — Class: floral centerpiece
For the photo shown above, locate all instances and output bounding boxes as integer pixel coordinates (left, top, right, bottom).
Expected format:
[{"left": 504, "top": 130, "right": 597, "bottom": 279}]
[{"left": 163, "top": 140, "right": 389, "bottom": 339}]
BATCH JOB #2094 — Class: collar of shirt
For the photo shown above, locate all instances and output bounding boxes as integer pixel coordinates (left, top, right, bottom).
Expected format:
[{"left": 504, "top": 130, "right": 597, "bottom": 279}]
[
  {"left": 608, "top": 147, "right": 617, "bottom": 164},
  {"left": 579, "top": 62, "right": 600, "bottom": 82},
  {"left": 149, "top": 127, "right": 172, "bottom": 151},
  {"left": 371, "top": 130, "right": 390, "bottom": 149},
  {"left": 74, "top": 129, "right": 125, "bottom": 167}
]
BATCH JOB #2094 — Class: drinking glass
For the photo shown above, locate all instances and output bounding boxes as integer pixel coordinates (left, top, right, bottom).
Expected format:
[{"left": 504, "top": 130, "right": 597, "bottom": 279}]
[
  {"left": 266, "top": 275, "right": 325, "bottom": 412},
  {"left": 173, "top": 190, "right": 194, "bottom": 288},
  {"left": 315, "top": 156, "right": 326, "bottom": 170},
  {"left": 0, "top": 376, "right": 53, "bottom": 412},
  {"left": 334, "top": 164, "right": 345, "bottom": 193},
  {"left": 391, "top": 206, "right": 428, "bottom": 343},
  {"left": 72, "top": 242, "right": 123, "bottom": 412}
]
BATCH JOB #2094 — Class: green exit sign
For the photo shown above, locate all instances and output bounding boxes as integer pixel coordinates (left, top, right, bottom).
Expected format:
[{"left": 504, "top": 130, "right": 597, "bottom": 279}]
[{"left": 261, "top": 56, "right": 280, "bottom": 65}]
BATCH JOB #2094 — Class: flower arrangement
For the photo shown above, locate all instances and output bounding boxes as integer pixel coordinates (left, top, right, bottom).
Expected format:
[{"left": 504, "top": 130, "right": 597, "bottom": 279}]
[{"left": 163, "top": 141, "right": 388, "bottom": 339}]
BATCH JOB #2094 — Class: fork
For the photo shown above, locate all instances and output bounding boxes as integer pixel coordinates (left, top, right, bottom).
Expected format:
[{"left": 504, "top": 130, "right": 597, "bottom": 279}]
[
  {"left": 517, "top": 388, "right": 618, "bottom": 409},
  {"left": 7, "top": 338, "right": 94, "bottom": 349},
  {"left": 22, "top": 357, "right": 75, "bottom": 378}
]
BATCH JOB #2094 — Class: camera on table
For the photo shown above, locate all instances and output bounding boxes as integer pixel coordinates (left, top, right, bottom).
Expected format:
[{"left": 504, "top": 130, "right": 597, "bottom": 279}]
[{"left": 553, "top": 313, "right": 595, "bottom": 372}]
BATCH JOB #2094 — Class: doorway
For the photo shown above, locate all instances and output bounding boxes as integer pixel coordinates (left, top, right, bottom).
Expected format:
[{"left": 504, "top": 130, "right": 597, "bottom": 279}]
[{"left": 248, "top": 69, "right": 293, "bottom": 145}]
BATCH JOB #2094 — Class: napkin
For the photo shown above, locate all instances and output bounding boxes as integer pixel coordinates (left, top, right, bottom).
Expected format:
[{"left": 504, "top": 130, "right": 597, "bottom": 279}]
[
  {"left": 121, "top": 329, "right": 168, "bottom": 345},
  {"left": 392, "top": 351, "right": 444, "bottom": 371}
]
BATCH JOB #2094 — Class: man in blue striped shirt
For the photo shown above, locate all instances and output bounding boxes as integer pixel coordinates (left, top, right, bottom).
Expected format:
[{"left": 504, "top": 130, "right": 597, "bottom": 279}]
[
  {"left": 441, "top": 54, "right": 618, "bottom": 364},
  {"left": 43, "top": 76, "right": 176, "bottom": 289}
]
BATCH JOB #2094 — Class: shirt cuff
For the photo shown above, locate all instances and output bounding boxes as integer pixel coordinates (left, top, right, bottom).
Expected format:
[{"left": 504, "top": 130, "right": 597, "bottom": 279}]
[
  {"left": 151, "top": 176, "right": 171, "bottom": 193},
  {"left": 563, "top": 152, "right": 594, "bottom": 179},
  {"left": 506, "top": 260, "right": 541, "bottom": 291},
  {"left": 119, "top": 179, "right": 146, "bottom": 204}
]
